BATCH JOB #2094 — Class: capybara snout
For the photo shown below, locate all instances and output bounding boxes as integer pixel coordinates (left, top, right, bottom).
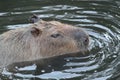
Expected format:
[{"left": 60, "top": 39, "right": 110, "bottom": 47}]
[{"left": 70, "top": 28, "right": 89, "bottom": 46}]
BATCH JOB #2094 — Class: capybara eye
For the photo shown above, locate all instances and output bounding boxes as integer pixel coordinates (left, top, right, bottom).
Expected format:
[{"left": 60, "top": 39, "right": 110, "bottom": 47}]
[{"left": 51, "top": 34, "right": 61, "bottom": 38}]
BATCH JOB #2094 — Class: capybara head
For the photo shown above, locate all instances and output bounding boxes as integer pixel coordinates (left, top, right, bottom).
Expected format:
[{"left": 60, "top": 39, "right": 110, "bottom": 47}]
[{"left": 29, "top": 20, "right": 89, "bottom": 58}]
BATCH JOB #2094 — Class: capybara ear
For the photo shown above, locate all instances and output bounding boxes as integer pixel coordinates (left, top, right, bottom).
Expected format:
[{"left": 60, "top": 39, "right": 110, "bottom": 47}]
[
  {"left": 28, "top": 14, "right": 40, "bottom": 23},
  {"left": 30, "top": 27, "right": 42, "bottom": 37}
]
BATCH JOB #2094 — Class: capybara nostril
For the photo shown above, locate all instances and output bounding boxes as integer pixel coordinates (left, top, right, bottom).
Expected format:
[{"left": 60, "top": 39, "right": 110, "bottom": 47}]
[
  {"left": 29, "top": 14, "right": 40, "bottom": 23},
  {"left": 84, "top": 37, "right": 89, "bottom": 46}
]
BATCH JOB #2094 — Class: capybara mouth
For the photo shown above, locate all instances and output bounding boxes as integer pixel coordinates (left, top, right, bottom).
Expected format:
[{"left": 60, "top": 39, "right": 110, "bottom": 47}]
[{"left": 77, "top": 42, "right": 89, "bottom": 53}]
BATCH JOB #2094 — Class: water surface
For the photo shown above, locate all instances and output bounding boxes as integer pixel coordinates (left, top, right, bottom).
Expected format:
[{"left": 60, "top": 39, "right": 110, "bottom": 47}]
[{"left": 0, "top": 0, "right": 120, "bottom": 80}]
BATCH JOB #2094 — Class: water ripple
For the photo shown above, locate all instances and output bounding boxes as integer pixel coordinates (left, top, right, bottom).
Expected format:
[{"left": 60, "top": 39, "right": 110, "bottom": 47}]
[{"left": 0, "top": 0, "right": 120, "bottom": 80}]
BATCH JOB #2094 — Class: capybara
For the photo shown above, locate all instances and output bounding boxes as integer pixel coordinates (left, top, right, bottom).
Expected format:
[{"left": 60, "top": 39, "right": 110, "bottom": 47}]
[{"left": 0, "top": 18, "right": 89, "bottom": 68}]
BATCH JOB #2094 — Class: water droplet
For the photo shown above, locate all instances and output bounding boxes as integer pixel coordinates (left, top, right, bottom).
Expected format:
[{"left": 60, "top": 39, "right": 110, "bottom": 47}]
[
  {"left": 15, "top": 66, "right": 18, "bottom": 69},
  {"left": 66, "top": 59, "right": 70, "bottom": 61},
  {"left": 41, "top": 70, "right": 45, "bottom": 73},
  {"left": 64, "top": 12, "right": 68, "bottom": 15},
  {"left": 94, "top": 70, "right": 97, "bottom": 72},
  {"left": 113, "top": 55, "right": 117, "bottom": 58}
]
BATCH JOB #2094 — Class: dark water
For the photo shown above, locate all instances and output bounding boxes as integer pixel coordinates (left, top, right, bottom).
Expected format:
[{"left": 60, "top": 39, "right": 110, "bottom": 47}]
[{"left": 0, "top": 0, "right": 120, "bottom": 80}]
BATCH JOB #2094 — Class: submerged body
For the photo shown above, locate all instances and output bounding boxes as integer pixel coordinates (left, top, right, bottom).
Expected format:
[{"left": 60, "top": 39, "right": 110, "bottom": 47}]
[{"left": 0, "top": 20, "right": 89, "bottom": 68}]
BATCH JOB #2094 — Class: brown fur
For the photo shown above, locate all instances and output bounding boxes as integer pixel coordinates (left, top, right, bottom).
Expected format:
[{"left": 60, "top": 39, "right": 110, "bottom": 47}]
[{"left": 0, "top": 20, "right": 89, "bottom": 68}]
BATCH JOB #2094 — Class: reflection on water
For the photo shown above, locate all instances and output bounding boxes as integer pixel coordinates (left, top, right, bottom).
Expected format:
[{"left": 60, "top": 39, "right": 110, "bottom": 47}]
[{"left": 0, "top": 0, "right": 120, "bottom": 80}]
